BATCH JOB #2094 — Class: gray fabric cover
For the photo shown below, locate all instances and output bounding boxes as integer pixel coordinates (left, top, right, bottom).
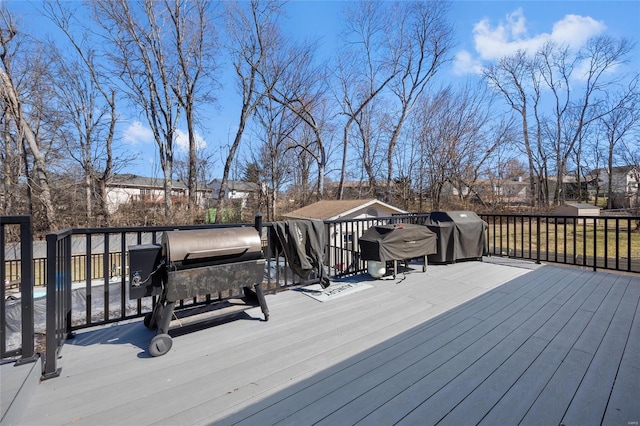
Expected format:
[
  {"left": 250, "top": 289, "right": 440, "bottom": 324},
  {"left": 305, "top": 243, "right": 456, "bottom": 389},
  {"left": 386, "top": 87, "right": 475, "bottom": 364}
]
[
  {"left": 358, "top": 224, "right": 437, "bottom": 262},
  {"left": 269, "top": 220, "right": 330, "bottom": 288},
  {"left": 426, "top": 211, "right": 488, "bottom": 263}
]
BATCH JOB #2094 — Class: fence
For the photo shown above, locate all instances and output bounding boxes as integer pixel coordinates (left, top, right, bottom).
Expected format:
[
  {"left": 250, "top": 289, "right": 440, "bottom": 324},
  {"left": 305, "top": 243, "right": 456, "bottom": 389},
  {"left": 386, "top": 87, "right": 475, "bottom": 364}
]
[
  {"left": 4, "top": 253, "right": 123, "bottom": 289},
  {"left": 3, "top": 212, "right": 639, "bottom": 379}
]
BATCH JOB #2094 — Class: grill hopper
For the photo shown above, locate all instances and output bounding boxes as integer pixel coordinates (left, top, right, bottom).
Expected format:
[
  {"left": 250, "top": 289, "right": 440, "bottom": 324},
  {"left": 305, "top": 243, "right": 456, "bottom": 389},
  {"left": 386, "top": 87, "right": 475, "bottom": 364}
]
[{"left": 128, "top": 226, "right": 268, "bottom": 357}]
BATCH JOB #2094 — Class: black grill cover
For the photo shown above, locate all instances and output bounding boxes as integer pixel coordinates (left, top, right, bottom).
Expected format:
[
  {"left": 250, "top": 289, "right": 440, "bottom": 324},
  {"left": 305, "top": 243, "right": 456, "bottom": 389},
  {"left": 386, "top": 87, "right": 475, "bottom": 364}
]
[
  {"left": 359, "top": 224, "right": 437, "bottom": 262},
  {"left": 270, "top": 220, "right": 331, "bottom": 288},
  {"left": 426, "top": 211, "right": 487, "bottom": 263}
]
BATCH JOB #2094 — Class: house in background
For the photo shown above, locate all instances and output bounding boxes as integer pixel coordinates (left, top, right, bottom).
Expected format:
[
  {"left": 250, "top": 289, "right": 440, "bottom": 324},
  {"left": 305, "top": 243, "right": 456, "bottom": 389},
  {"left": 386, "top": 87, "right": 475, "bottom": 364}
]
[
  {"left": 283, "top": 199, "right": 408, "bottom": 273},
  {"left": 105, "top": 174, "right": 211, "bottom": 213},
  {"left": 209, "top": 179, "right": 261, "bottom": 206},
  {"left": 588, "top": 165, "right": 639, "bottom": 208},
  {"left": 207, "top": 179, "right": 263, "bottom": 223}
]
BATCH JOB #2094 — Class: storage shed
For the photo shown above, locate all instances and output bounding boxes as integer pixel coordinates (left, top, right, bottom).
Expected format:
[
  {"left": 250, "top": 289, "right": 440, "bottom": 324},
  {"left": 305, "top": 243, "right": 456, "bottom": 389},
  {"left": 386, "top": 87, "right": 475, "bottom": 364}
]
[{"left": 554, "top": 203, "right": 601, "bottom": 225}]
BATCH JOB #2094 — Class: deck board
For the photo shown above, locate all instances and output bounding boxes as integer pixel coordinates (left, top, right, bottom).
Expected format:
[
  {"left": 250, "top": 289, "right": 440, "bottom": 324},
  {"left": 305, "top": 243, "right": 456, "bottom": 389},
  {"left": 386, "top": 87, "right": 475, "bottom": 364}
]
[
  {"left": 277, "top": 270, "right": 574, "bottom": 425},
  {"left": 351, "top": 283, "right": 561, "bottom": 425},
  {"left": 602, "top": 281, "right": 640, "bottom": 425},
  {"left": 563, "top": 276, "right": 639, "bottom": 425},
  {"left": 12, "top": 259, "right": 640, "bottom": 426}
]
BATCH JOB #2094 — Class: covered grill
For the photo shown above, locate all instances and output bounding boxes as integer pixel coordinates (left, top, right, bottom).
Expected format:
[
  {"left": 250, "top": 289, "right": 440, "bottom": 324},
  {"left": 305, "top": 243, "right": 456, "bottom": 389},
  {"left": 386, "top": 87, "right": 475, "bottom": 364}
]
[
  {"left": 358, "top": 224, "right": 437, "bottom": 278},
  {"left": 426, "top": 211, "right": 488, "bottom": 263},
  {"left": 128, "top": 225, "right": 268, "bottom": 357}
]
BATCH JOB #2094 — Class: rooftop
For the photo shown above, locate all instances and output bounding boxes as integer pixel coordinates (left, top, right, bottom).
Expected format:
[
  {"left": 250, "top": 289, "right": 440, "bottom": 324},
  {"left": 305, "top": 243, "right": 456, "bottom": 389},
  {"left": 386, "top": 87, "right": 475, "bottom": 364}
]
[
  {"left": 284, "top": 199, "right": 407, "bottom": 221},
  {"left": 3, "top": 258, "right": 639, "bottom": 425}
]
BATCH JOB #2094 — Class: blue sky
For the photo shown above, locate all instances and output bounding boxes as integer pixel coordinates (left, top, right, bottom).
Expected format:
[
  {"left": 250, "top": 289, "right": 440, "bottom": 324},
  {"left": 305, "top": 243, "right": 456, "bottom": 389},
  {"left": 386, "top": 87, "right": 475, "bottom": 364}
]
[{"left": 6, "top": 0, "right": 640, "bottom": 180}]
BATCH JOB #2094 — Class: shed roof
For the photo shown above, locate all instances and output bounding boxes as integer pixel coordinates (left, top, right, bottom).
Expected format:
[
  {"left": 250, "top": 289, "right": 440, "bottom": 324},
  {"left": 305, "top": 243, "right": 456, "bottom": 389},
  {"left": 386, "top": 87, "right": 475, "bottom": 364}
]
[
  {"left": 284, "top": 199, "right": 407, "bottom": 221},
  {"left": 563, "top": 203, "right": 601, "bottom": 209}
]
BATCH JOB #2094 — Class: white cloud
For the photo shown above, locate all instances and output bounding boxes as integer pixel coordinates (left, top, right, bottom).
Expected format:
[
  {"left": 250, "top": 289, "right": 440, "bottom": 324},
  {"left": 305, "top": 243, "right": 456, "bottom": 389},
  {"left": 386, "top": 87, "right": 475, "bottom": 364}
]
[
  {"left": 551, "top": 14, "right": 605, "bottom": 48},
  {"left": 122, "top": 121, "right": 154, "bottom": 145},
  {"left": 122, "top": 123, "right": 208, "bottom": 153},
  {"left": 174, "top": 129, "right": 207, "bottom": 153},
  {"left": 454, "top": 9, "right": 606, "bottom": 75},
  {"left": 453, "top": 50, "right": 483, "bottom": 76}
]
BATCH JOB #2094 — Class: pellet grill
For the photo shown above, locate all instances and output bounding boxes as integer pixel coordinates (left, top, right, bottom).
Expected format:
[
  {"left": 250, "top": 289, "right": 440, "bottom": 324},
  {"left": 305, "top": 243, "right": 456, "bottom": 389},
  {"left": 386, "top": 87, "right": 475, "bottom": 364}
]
[{"left": 128, "top": 224, "right": 269, "bottom": 357}]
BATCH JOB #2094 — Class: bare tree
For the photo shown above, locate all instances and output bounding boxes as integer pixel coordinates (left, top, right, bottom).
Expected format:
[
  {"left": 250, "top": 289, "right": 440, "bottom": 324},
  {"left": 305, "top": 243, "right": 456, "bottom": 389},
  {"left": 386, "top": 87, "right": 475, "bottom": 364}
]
[
  {"left": 0, "top": 9, "right": 56, "bottom": 229},
  {"left": 288, "top": 125, "right": 315, "bottom": 205},
  {"left": 484, "top": 51, "right": 540, "bottom": 208},
  {"left": 412, "top": 82, "right": 511, "bottom": 210},
  {"left": 338, "top": 0, "right": 453, "bottom": 202},
  {"left": 334, "top": 0, "right": 398, "bottom": 200},
  {"left": 620, "top": 137, "right": 640, "bottom": 215},
  {"left": 265, "top": 39, "right": 333, "bottom": 201},
  {"left": 537, "top": 37, "right": 635, "bottom": 205},
  {"left": 486, "top": 36, "right": 636, "bottom": 209},
  {"left": 173, "top": 144, "right": 218, "bottom": 211},
  {"left": 352, "top": 97, "right": 388, "bottom": 196},
  {"left": 1, "top": 96, "right": 23, "bottom": 213},
  {"left": 43, "top": 1, "right": 133, "bottom": 226},
  {"left": 595, "top": 77, "right": 640, "bottom": 208},
  {"left": 382, "top": 0, "right": 454, "bottom": 198},
  {"left": 251, "top": 96, "right": 298, "bottom": 220},
  {"left": 168, "top": 0, "right": 219, "bottom": 210},
  {"left": 216, "top": 0, "right": 284, "bottom": 222},
  {"left": 92, "top": 0, "right": 182, "bottom": 217}
]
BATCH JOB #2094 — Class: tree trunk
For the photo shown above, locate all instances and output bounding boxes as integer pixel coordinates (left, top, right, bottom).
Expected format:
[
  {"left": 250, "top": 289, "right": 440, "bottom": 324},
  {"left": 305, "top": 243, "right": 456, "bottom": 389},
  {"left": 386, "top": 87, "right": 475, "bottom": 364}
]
[
  {"left": 1, "top": 70, "right": 56, "bottom": 228},
  {"left": 186, "top": 103, "right": 197, "bottom": 210},
  {"left": 21, "top": 118, "right": 56, "bottom": 229}
]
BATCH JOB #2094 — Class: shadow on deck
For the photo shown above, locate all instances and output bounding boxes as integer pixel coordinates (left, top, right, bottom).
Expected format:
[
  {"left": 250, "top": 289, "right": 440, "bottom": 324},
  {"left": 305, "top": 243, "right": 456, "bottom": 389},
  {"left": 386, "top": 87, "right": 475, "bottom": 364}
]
[{"left": 215, "top": 265, "right": 640, "bottom": 425}]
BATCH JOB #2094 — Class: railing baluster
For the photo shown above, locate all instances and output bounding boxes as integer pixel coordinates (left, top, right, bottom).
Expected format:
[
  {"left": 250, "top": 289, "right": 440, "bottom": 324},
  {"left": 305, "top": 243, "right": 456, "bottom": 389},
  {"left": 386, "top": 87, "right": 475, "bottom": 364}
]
[
  {"left": 604, "top": 217, "right": 609, "bottom": 270},
  {"left": 103, "top": 234, "right": 110, "bottom": 322},
  {"left": 593, "top": 218, "right": 598, "bottom": 272},
  {"left": 571, "top": 217, "right": 578, "bottom": 265},
  {"left": 627, "top": 218, "right": 632, "bottom": 272},
  {"left": 86, "top": 235, "right": 92, "bottom": 325}
]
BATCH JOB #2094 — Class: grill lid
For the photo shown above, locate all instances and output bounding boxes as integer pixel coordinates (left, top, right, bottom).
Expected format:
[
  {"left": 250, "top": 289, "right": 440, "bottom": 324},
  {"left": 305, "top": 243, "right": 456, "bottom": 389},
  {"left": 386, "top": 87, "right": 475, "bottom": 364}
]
[
  {"left": 359, "top": 223, "right": 437, "bottom": 262},
  {"left": 162, "top": 227, "right": 262, "bottom": 265}
]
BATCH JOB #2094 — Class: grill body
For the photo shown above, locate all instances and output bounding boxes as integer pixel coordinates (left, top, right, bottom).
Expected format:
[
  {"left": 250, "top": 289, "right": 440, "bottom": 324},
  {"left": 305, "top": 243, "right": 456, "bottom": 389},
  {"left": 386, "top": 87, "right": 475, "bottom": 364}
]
[
  {"left": 128, "top": 226, "right": 269, "bottom": 356},
  {"left": 426, "top": 211, "right": 488, "bottom": 263},
  {"left": 359, "top": 224, "right": 437, "bottom": 278}
]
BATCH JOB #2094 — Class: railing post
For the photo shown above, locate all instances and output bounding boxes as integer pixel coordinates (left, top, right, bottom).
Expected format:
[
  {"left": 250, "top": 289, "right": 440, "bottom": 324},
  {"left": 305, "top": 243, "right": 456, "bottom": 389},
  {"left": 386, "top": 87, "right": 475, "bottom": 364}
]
[
  {"left": 64, "top": 237, "right": 73, "bottom": 339},
  {"left": 43, "top": 233, "right": 61, "bottom": 379},
  {"left": 0, "top": 219, "right": 4, "bottom": 359},
  {"left": 593, "top": 219, "right": 598, "bottom": 272},
  {"left": 254, "top": 211, "right": 263, "bottom": 235},
  {"left": 16, "top": 216, "right": 36, "bottom": 365},
  {"left": 536, "top": 216, "right": 541, "bottom": 264}
]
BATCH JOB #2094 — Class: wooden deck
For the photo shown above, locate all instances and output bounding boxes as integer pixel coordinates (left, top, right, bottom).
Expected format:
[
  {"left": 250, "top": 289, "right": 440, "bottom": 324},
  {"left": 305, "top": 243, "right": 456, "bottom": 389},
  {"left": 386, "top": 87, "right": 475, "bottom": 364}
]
[{"left": 6, "top": 258, "right": 640, "bottom": 425}]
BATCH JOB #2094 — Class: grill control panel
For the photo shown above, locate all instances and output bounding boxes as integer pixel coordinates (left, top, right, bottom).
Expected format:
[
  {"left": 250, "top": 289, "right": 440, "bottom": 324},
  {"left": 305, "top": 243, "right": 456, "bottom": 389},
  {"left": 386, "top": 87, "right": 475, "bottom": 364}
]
[{"left": 128, "top": 244, "right": 163, "bottom": 300}]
